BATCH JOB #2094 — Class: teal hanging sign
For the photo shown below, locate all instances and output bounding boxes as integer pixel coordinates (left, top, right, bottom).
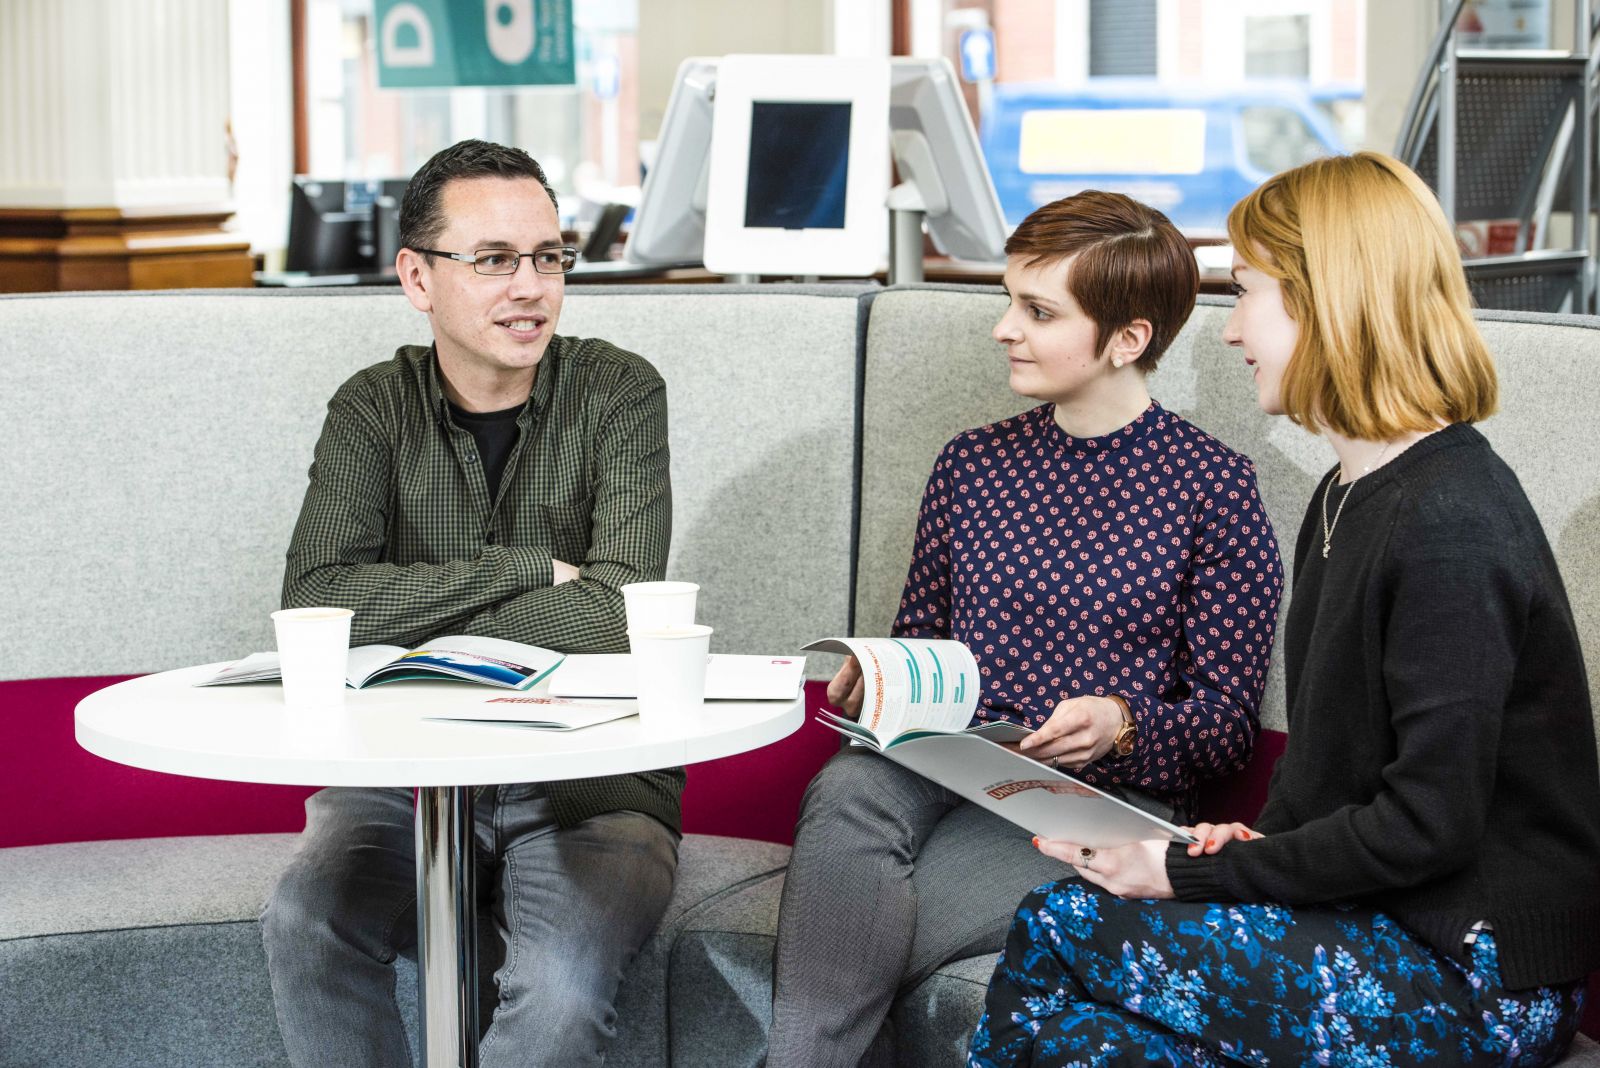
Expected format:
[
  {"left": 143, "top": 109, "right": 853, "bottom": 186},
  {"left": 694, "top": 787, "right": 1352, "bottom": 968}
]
[{"left": 374, "top": 0, "right": 575, "bottom": 88}]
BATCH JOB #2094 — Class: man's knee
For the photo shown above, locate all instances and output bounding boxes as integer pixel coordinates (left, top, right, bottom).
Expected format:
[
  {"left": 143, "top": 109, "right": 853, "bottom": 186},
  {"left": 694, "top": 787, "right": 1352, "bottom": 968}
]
[
  {"left": 261, "top": 843, "right": 413, "bottom": 965},
  {"left": 488, "top": 966, "right": 618, "bottom": 1064},
  {"left": 513, "top": 962, "right": 617, "bottom": 1028},
  {"left": 261, "top": 859, "right": 329, "bottom": 959},
  {"left": 588, "top": 809, "right": 679, "bottom": 867}
]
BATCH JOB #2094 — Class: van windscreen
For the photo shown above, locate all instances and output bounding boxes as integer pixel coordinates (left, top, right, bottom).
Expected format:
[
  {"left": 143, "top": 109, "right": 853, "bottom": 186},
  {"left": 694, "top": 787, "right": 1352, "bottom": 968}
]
[{"left": 1018, "top": 109, "right": 1206, "bottom": 175}]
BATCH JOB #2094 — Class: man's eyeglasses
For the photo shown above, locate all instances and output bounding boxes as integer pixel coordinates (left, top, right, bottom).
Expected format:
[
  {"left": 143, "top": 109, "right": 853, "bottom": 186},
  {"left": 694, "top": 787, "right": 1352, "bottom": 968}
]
[{"left": 413, "top": 246, "right": 579, "bottom": 276}]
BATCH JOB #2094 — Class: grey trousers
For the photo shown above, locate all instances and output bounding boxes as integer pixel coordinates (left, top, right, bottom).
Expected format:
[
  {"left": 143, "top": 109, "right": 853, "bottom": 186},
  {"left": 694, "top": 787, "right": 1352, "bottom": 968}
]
[
  {"left": 260, "top": 784, "right": 679, "bottom": 1068},
  {"left": 767, "top": 746, "right": 1174, "bottom": 1068}
]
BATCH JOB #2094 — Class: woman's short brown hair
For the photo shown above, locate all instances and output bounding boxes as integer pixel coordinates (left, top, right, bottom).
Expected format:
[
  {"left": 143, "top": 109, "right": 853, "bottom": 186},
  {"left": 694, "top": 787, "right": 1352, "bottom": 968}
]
[
  {"left": 1004, "top": 190, "right": 1199, "bottom": 372},
  {"left": 1227, "top": 151, "right": 1498, "bottom": 438}
]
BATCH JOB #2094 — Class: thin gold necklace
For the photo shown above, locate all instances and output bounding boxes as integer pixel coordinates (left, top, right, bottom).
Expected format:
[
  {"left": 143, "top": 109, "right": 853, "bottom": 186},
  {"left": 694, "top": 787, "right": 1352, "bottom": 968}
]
[{"left": 1320, "top": 441, "right": 1392, "bottom": 558}]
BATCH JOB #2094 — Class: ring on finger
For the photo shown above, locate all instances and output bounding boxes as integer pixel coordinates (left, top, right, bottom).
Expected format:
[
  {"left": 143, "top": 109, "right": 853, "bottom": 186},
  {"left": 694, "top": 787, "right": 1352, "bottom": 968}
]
[{"left": 1077, "top": 846, "right": 1096, "bottom": 870}]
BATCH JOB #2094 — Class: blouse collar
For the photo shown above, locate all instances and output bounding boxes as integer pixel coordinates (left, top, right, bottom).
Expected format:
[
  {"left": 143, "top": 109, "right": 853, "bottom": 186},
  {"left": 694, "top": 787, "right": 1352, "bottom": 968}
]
[{"left": 1039, "top": 400, "right": 1169, "bottom": 459}]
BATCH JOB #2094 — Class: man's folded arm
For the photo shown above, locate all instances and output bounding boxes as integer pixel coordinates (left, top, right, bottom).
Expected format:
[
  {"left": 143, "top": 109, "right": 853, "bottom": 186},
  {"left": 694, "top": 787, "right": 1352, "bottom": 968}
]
[
  {"left": 459, "top": 371, "right": 671, "bottom": 653},
  {"left": 281, "top": 390, "right": 554, "bottom": 648}
]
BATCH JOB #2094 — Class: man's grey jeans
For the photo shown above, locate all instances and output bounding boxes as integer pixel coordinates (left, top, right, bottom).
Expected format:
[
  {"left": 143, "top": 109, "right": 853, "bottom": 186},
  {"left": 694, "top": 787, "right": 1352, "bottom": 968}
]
[{"left": 261, "top": 784, "right": 679, "bottom": 1067}]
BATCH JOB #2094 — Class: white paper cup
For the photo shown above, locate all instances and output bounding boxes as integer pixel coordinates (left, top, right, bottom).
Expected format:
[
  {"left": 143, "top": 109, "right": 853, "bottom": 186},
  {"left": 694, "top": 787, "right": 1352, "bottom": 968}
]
[
  {"left": 620, "top": 581, "right": 699, "bottom": 639},
  {"left": 628, "top": 624, "right": 712, "bottom": 731},
  {"left": 271, "top": 607, "right": 353, "bottom": 712}
]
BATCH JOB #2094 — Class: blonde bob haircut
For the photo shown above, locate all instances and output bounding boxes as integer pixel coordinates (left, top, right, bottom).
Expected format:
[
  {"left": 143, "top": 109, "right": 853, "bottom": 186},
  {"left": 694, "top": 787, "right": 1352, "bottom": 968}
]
[{"left": 1227, "top": 151, "right": 1498, "bottom": 439}]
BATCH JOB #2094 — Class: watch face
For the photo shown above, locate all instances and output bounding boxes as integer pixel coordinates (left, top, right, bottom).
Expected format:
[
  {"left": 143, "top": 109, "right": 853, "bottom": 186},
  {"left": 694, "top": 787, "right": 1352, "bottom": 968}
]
[{"left": 1114, "top": 723, "right": 1137, "bottom": 756}]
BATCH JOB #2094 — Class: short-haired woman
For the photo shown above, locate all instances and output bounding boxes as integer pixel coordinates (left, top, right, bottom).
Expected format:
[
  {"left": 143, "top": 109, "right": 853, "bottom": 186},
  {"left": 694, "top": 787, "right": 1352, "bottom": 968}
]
[
  {"left": 765, "top": 191, "right": 1285, "bottom": 1067},
  {"left": 967, "top": 152, "right": 1600, "bottom": 1068}
]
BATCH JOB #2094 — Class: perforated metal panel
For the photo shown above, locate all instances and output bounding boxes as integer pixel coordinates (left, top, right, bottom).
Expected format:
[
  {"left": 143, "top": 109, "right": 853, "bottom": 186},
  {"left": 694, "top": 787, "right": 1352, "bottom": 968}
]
[
  {"left": 1414, "top": 59, "right": 1583, "bottom": 220},
  {"left": 1465, "top": 257, "right": 1585, "bottom": 313}
]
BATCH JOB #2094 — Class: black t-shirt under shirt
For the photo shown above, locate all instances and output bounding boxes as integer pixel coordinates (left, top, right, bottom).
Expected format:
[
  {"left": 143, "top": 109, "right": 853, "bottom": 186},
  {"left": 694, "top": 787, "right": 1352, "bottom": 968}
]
[{"left": 448, "top": 400, "right": 521, "bottom": 501}]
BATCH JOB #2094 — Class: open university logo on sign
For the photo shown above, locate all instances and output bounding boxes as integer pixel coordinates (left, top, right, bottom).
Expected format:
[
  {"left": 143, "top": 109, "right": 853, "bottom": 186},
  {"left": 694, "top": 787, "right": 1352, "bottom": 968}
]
[{"left": 375, "top": 0, "right": 575, "bottom": 88}]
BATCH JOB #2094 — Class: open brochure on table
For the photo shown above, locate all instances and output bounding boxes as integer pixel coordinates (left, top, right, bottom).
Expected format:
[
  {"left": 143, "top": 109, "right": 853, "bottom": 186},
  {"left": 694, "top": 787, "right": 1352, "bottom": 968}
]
[
  {"left": 804, "top": 637, "right": 1195, "bottom": 847},
  {"left": 548, "top": 653, "right": 806, "bottom": 700},
  {"left": 195, "top": 635, "right": 565, "bottom": 692}
]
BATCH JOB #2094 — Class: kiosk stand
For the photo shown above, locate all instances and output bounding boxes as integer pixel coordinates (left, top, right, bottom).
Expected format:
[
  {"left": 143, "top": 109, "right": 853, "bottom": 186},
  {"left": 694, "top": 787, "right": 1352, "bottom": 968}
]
[
  {"left": 626, "top": 56, "right": 1008, "bottom": 283},
  {"left": 888, "top": 201, "right": 928, "bottom": 285}
]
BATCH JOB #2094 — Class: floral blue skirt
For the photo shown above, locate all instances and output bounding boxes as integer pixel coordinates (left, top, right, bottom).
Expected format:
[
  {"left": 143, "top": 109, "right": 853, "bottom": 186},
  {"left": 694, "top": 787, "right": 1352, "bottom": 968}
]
[{"left": 968, "top": 882, "right": 1586, "bottom": 1067}]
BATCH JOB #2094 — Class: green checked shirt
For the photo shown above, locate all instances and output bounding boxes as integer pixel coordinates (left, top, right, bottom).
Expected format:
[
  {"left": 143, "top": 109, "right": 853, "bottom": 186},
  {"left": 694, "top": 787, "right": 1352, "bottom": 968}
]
[{"left": 282, "top": 337, "right": 682, "bottom": 832}]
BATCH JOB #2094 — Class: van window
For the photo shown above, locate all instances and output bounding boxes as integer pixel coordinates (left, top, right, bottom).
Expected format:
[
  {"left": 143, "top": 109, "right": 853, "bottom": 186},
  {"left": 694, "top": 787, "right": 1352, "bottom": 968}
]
[
  {"left": 1240, "top": 106, "right": 1329, "bottom": 174},
  {"left": 1018, "top": 109, "right": 1207, "bottom": 175}
]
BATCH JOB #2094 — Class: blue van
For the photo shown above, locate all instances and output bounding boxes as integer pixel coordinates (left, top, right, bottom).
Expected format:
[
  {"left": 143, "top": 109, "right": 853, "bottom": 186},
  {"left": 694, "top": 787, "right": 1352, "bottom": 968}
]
[{"left": 981, "top": 79, "right": 1347, "bottom": 236}]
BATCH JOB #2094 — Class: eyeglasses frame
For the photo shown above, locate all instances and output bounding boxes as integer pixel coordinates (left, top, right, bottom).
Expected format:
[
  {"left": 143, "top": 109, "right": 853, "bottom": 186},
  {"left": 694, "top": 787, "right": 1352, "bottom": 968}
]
[{"left": 410, "top": 245, "right": 580, "bottom": 276}]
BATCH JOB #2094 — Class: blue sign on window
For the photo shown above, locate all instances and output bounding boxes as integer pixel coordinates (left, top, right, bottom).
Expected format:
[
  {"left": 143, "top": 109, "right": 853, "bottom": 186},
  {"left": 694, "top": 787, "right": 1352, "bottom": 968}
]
[
  {"left": 958, "top": 28, "right": 996, "bottom": 83},
  {"left": 375, "top": 0, "right": 575, "bottom": 89}
]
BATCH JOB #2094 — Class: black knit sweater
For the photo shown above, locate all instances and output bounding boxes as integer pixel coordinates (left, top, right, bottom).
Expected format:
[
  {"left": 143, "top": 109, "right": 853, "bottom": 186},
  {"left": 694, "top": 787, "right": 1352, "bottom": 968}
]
[{"left": 1167, "top": 424, "right": 1600, "bottom": 989}]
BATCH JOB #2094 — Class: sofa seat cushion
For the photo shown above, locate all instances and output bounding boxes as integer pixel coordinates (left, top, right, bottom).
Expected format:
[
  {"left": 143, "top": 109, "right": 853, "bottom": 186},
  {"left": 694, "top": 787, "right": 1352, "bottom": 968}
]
[
  {"left": 0, "top": 833, "right": 300, "bottom": 939},
  {"left": 0, "top": 834, "right": 300, "bottom": 1068},
  {"left": 0, "top": 831, "right": 790, "bottom": 1068},
  {"left": 1568, "top": 1035, "right": 1600, "bottom": 1066}
]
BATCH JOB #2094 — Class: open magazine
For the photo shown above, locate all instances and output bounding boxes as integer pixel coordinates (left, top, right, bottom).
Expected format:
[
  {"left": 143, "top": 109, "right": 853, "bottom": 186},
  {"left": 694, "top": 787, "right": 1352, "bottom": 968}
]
[
  {"left": 803, "top": 637, "right": 1196, "bottom": 847},
  {"left": 196, "top": 635, "right": 565, "bottom": 692}
]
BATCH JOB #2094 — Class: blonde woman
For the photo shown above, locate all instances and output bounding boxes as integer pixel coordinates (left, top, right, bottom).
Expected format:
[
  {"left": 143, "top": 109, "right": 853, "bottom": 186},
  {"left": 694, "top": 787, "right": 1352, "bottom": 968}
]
[{"left": 968, "top": 152, "right": 1600, "bottom": 1067}]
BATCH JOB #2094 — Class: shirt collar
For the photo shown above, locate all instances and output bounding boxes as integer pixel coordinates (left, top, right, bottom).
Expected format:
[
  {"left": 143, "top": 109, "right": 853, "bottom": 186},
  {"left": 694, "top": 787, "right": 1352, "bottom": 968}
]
[{"left": 427, "top": 338, "right": 559, "bottom": 428}]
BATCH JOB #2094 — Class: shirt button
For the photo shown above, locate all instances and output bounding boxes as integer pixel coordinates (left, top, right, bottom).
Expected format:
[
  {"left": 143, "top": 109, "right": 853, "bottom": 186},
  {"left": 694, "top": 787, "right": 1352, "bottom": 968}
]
[
  {"left": 465, "top": 453, "right": 479, "bottom": 464},
  {"left": 485, "top": 531, "right": 497, "bottom": 544}
]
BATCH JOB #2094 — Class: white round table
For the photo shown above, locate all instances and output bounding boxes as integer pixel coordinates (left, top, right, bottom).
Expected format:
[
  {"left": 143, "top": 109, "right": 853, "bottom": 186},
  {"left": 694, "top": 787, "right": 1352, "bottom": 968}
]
[{"left": 76, "top": 664, "right": 804, "bottom": 1068}]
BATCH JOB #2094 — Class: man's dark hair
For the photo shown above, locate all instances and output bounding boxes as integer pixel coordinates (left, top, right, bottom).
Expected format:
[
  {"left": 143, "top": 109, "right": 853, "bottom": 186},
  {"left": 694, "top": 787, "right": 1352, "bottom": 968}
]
[{"left": 398, "top": 139, "right": 560, "bottom": 262}]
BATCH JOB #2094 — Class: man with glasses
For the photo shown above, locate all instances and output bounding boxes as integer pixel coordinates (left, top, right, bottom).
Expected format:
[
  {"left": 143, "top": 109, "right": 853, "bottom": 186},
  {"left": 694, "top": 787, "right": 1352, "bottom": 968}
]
[{"left": 261, "top": 139, "right": 678, "bottom": 1068}]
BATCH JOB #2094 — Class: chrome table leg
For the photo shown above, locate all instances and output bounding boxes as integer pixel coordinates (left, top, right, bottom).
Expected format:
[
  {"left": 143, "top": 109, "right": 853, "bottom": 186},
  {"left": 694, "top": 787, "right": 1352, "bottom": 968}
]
[{"left": 416, "top": 785, "right": 478, "bottom": 1068}]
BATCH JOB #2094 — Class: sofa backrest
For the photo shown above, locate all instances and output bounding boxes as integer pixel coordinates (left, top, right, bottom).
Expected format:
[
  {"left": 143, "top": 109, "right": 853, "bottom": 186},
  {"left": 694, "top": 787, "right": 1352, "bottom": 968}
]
[
  {"left": 0, "top": 285, "right": 867, "bottom": 682},
  {"left": 5, "top": 284, "right": 1597, "bottom": 733},
  {"left": 856, "top": 286, "right": 1600, "bottom": 736}
]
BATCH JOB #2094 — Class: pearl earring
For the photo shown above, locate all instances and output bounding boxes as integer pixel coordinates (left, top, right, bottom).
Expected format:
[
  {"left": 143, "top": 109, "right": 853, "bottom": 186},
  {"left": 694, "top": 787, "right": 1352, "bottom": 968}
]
[{"left": 1112, "top": 357, "right": 1124, "bottom": 368}]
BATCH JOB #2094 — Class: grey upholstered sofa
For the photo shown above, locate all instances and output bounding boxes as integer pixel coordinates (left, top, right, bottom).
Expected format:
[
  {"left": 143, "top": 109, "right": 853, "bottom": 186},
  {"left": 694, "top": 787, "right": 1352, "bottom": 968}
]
[{"left": 2, "top": 285, "right": 1597, "bottom": 1066}]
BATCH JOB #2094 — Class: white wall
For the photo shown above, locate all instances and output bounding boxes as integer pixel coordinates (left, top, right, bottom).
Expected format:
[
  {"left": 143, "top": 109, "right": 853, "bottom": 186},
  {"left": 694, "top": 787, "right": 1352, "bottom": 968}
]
[
  {"left": 1362, "top": 0, "right": 1436, "bottom": 154},
  {"left": 636, "top": 0, "right": 831, "bottom": 140},
  {"left": 828, "top": 0, "right": 891, "bottom": 59}
]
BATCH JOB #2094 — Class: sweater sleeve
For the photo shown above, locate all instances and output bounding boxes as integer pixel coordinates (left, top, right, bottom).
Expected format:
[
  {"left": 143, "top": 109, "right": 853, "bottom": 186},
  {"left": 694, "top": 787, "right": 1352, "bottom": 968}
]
[
  {"left": 1110, "top": 460, "right": 1285, "bottom": 796},
  {"left": 891, "top": 443, "right": 956, "bottom": 640},
  {"left": 1247, "top": 754, "right": 1297, "bottom": 836},
  {"left": 1168, "top": 501, "right": 1529, "bottom": 905}
]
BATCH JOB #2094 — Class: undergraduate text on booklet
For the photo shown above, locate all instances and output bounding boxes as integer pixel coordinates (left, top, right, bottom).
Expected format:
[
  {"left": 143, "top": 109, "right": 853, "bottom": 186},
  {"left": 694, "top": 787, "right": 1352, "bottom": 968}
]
[
  {"left": 196, "top": 636, "right": 565, "bottom": 692},
  {"left": 423, "top": 695, "right": 639, "bottom": 731},
  {"left": 548, "top": 654, "right": 806, "bottom": 701},
  {"left": 804, "top": 637, "right": 1196, "bottom": 847}
]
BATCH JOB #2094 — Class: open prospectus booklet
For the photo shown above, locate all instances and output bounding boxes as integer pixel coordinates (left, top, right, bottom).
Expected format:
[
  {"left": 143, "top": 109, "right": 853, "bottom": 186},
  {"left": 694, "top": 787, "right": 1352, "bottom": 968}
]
[{"left": 804, "top": 637, "right": 1195, "bottom": 847}]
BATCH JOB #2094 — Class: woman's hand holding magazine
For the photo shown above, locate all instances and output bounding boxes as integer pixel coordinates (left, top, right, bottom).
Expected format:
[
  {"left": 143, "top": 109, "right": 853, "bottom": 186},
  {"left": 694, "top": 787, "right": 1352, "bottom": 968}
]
[
  {"left": 803, "top": 637, "right": 1196, "bottom": 848},
  {"left": 1011, "top": 695, "right": 1127, "bottom": 770},
  {"left": 826, "top": 656, "right": 866, "bottom": 720}
]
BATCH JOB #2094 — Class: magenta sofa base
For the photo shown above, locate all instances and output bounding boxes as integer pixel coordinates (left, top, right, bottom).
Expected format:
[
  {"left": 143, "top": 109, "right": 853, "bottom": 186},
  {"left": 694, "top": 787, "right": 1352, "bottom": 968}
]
[{"left": 3, "top": 676, "right": 841, "bottom": 850}]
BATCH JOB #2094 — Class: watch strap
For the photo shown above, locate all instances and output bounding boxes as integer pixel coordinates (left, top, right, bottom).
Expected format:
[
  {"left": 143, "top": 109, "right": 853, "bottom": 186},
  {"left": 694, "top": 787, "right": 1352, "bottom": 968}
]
[{"left": 1107, "top": 693, "right": 1136, "bottom": 757}]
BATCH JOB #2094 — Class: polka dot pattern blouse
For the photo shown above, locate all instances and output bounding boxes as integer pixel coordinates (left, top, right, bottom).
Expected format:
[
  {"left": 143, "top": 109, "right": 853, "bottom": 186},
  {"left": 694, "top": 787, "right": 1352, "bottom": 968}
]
[{"left": 893, "top": 402, "right": 1284, "bottom": 805}]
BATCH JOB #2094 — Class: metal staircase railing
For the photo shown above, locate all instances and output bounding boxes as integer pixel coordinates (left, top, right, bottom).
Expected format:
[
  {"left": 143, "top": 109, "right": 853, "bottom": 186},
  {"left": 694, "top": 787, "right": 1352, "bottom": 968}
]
[{"left": 1396, "top": 0, "right": 1594, "bottom": 314}]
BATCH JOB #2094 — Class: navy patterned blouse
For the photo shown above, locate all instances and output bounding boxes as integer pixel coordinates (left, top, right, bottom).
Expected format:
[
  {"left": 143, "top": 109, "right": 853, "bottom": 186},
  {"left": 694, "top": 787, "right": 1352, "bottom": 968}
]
[{"left": 893, "top": 401, "right": 1284, "bottom": 805}]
